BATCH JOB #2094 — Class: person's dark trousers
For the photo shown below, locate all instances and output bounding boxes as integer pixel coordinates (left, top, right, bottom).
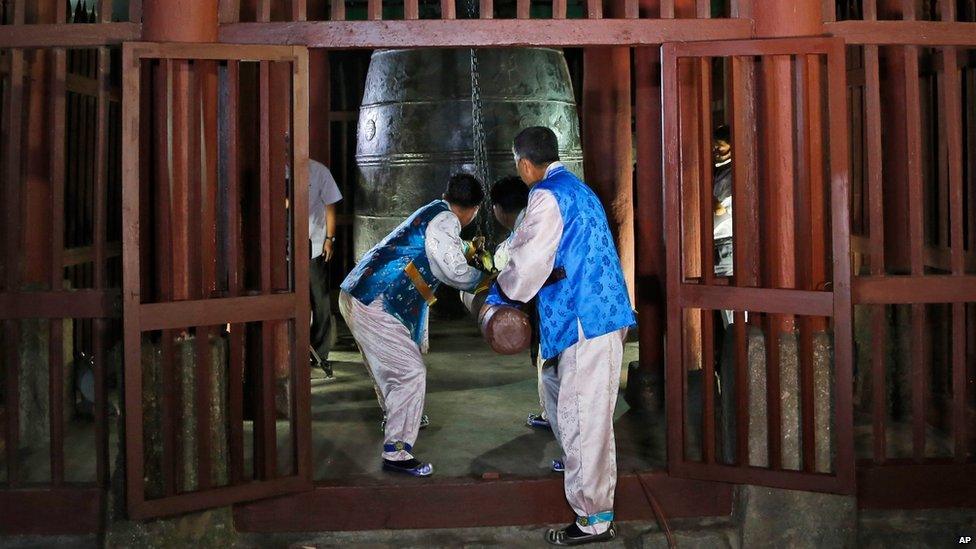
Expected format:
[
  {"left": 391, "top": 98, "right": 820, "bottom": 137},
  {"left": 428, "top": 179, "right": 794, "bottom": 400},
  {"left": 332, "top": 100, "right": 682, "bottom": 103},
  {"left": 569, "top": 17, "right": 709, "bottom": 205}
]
[{"left": 309, "top": 254, "right": 335, "bottom": 364}]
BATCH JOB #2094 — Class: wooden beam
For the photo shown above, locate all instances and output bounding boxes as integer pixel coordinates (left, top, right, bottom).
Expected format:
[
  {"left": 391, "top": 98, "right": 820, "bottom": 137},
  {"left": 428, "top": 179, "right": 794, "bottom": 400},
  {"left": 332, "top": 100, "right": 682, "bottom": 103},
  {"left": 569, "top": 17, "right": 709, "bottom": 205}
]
[
  {"left": 0, "top": 290, "right": 121, "bottom": 319},
  {"left": 0, "top": 488, "right": 104, "bottom": 535},
  {"left": 218, "top": 18, "right": 754, "bottom": 48},
  {"left": 679, "top": 285, "right": 835, "bottom": 318},
  {"left": 854, "top": 275, "right": 976, "bottom": 304},
  {"left": 137, "top": 294, "right": 297, "bottom": 331},
  {"left": 0, "top": 23, "right": 141, "bottom": 48},
  {"left": 234, "top": 473, "right": 733, "bottom": 532},
  {"left": 857, "top": 461, "right": 976, "bottom": 509},
  {"left": 826, "top": 20, "right": 976, "bottom": 45}
]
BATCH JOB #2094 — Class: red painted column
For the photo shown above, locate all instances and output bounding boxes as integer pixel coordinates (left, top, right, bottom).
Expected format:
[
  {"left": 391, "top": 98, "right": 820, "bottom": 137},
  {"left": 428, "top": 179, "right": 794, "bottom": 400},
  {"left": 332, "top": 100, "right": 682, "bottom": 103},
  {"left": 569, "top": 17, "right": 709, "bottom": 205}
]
[
  {"left": 142, "top": 0, "right": 219, "bottom": 43},
  {"left": 582, "top": 44, "right": 635, "bottom": 305},
  {"left": 876, "top": 0, "right": 911, "bottom": 271},
  {"left": 747, "top": 0, "right": 824, "bottom": 329}
]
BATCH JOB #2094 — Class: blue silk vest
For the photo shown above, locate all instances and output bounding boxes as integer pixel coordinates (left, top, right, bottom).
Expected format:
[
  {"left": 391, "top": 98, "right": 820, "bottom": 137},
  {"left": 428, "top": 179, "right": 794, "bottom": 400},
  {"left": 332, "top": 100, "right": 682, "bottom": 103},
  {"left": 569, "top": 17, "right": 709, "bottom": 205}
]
[
  {"left": 530, "top": 166, "right": 635, "bottom": 359},
  {"left": 340, "top": 200, "right": 450, "bottom": 344}
]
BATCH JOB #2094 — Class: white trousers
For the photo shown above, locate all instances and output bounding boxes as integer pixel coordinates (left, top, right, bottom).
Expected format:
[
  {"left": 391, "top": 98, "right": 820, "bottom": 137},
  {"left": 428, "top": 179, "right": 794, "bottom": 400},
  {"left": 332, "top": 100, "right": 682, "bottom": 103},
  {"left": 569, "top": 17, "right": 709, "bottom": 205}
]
[
  {"left": 540, "top": 322, "right": 625, "bottom": 534},
  {"left": 339, "top": 291, "right": 425, "bottom": 461}
]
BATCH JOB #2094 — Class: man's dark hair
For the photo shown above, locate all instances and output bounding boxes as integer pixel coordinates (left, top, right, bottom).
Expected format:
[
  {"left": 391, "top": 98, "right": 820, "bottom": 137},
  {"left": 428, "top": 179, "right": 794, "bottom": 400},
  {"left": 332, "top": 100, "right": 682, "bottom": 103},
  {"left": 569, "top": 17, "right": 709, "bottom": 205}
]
[
  {"left": 513, "top": 126, "right": 560, "bottom": 166},
  {"left": 445, "top": 173, "right": 485, "bottom": 208},
  {"left": 714, "top": 125, "right": 731, "bottom": 143},
  {"left": 490, "top": 176, "right": 529, "bottom": 214}
]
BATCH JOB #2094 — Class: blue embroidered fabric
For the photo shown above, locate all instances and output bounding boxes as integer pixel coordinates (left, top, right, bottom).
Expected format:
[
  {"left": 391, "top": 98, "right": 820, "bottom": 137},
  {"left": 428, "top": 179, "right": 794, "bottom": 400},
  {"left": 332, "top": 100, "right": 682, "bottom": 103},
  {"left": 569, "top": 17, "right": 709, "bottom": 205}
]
[
  {"left": 533, "top": 166, "right": 636, "bottom": 359},
  {"left": 340, "top": 200, "right": 450, "bottom": 344}
]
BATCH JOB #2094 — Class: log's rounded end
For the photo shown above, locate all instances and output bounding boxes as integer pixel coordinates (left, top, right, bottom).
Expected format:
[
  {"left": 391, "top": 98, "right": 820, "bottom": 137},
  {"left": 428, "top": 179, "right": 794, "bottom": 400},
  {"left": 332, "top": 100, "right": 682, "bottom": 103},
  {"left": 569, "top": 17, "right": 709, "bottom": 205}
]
[{"left": 479, "top": 304, "right": 531, "bottom": 355}]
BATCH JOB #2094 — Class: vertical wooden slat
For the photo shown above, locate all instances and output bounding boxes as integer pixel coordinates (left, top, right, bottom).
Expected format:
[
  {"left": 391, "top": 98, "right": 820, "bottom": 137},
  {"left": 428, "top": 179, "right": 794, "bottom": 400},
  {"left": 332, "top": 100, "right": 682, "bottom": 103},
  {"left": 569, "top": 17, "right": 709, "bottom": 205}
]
[
  {"left": 826, "top": 38, "right": 855, "bottom": 489},
  {"left": 696, "top": 0, "right": 709, "bottom": 17},
  {"left": 257, "top": 0, "right": 272, "bottom": 21},
  {"left": 660, "top": 0, "right": 675, "bottom": 18},
  {"left": 662, "top": 45, "right": 685, "bottom": 473},
  {"left": 515, "top": 0, "right": 529, "bottom": 19},
  {"left": 730, "top": 57, "right": 761, "bottom": 289},
  {"left": 196, "top": 59, "right": 218, "bottom": 491},
  {"left": 195, "top": 325, "right": 213, "bottom": 490},
  {"left": 442, "top": 0, "right": 456, "bottom": 19},
  {"left": 219, "top": 0, "right": 242, "bottom": 23},
  {"left": 188, "top": 63, "right": 202, "bottom": 300},
  {"left": 292, "top": 0, "right": 307, "bottom": 20},
  {"left": 129, "top": 0, "right": 143, "bottom": 22},
  {"left": 404, "top": 0, "right": 419, "bottom": 19},
  {"left": 331, "top": 0, "right": 346, "bottom": 21},
  {"left": 938, "top": 0, "right": 968, "bottom": 464},
  {"left": 201, "top": 62, "right": 219, "bottom": 300},
  {"left": 552, "top": 0, "right": 567, "bottom": 19},
  {"left": 797, "top": 54, "right": 827, "bottom": 473},
  {"left": 762, "top": 53, "right": 798, "bottom": 470},
  {"left": 697, "top": 57, "right": 715, "bottom": 465},
  {"left": 171, "top": 61, "right": 192, "bottom": 301},
  {"left": 634, "top": 46, "right": 666, "bottom": 463},
  {"left": 44, "top": 0, "right": 70, "bottom": 486},
  {"left": 587, "top": 0, "right": 603, "bottom": 19},
  {"left": 904, "top": 44, "right": 928, "bottom": 462},
  {"left": 291, "top": 46, "right": 312, "bottom": 482},
  {"left": 902, "top": 0, "right": 917, "bottom": 20},
  {"left": 863, "top": 0, "right": 878, "bottom": 19},
  {"left": 733, "top": 311, "right": 749, "bottom": 465},
  {"left": 730, "top": 54, "right": 760, "bottom": 468},
  {"left": 864, "top": 39, "right": 887, "bottom": 464},
  {"left": 224, "top": 61, "right": 245, "bottom": 484},
  {"left": 92, "top": 0, "right": 113, "bottom": 489},
  {"left": 257, "top": 61, "right": 277, "bottom": 479},
  {"left": 120, "top": 42, "right": 146, "bottom": 514},
  {"left": 3, "top": 0, "right": 27, "bottom": 486},
  {"left": 794, "top": 54, "right": 814, "bottom": 474},
  {"left": 152, "top": 59, "right": 178, "bottom": 496},
  {"left": 368, "top": 0, "right": 382, "bottom": 20},
  {"left": 480, "top": 0, "right": 493, "bottom": 18},
  {"left": 624, "top": 0, "right": 638, "bottom": 19}
]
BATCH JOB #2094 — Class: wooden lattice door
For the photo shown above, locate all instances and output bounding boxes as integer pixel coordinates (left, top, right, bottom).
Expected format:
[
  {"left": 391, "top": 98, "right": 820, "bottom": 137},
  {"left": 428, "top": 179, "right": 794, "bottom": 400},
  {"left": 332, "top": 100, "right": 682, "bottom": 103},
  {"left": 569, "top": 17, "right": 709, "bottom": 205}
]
[
  {"left": 656, "top": 37, "right": 856, "bottom": 494},
  {"left": 121, "top": 42, "right": 312, "bottom": 518}
]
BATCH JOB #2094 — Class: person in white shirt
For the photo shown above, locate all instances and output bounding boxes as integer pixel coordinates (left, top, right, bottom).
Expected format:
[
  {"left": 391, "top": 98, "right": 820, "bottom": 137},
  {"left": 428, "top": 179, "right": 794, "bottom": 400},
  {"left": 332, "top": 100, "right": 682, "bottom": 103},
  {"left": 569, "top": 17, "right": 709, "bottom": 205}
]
[
  {"left": 308, "top": 159, "right": 343, "bottom": 377},
  {"left": 339, "top": 174, "right": 492, "bottom": 477}
]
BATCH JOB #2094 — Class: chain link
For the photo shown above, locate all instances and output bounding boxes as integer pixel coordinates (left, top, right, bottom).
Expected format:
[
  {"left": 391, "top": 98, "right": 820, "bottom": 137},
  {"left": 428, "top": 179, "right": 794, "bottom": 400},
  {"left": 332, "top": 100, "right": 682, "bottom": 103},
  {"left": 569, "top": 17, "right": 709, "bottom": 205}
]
[{"left": 464, "top": 0, "right": 494, "bottom": 245}]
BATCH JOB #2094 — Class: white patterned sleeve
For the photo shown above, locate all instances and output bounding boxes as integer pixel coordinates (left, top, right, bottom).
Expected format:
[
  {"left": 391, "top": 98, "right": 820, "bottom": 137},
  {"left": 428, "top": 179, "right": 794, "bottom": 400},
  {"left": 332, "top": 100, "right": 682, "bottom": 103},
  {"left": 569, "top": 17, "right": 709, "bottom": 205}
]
[
  {"left": 496, "top": 190, "right": 562, "bottom": 302},
  {"left": 424, "top": 211, "right": 484, "bottom": 291}
]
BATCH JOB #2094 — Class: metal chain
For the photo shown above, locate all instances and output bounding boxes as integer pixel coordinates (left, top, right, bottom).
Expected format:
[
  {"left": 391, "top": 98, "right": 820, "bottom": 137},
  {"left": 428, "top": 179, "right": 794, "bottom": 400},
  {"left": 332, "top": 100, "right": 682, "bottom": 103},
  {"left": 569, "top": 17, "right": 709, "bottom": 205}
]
[{"left": 464, "top": 0, "right": 494, "bottom": 246}]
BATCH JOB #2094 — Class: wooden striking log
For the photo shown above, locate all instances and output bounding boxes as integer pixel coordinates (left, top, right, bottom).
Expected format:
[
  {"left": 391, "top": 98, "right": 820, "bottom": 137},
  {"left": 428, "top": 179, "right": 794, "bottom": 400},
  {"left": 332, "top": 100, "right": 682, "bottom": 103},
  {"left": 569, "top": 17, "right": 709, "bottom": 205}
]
[{"left": 478, "top": 303, "right": 531, "bottom": 356}]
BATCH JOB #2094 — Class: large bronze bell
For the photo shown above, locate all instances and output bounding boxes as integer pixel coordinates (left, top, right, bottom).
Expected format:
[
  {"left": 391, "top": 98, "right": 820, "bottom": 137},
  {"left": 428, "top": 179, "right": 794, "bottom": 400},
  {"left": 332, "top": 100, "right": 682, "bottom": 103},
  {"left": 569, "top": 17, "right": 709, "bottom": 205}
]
[{"left": 355, "top": 47, "right": 583, "bottom": 259}]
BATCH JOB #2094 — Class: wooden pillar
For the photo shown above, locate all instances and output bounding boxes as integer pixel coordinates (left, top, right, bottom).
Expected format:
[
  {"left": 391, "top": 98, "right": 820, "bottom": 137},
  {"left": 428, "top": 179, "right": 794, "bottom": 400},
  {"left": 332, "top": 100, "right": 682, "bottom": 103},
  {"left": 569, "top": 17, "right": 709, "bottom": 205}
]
[
  {"left": 876, "top": 0, "right": 911, "bottom": 271},
  {"left": 21, "top": 0, "right": 66, "bottom": 286},
  {"left": 750, "top": 0, "right": 824, "bottom": 320},
  {"left": 582, "top": 43, "right": 634, "bottom": 305},
  {"left": 143, "top": 0, "right": 219, "bottom": 43},
  {"left": 308, "top": 50, "right": 331, "bottom": 166}
]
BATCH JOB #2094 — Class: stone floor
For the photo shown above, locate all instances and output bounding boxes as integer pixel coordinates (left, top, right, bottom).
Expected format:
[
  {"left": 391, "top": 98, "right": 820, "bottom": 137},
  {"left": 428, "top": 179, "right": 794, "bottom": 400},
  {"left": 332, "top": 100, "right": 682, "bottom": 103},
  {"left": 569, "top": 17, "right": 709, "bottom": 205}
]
[{"left": 306, "top": 315, "right": 657, "bottom": 481}]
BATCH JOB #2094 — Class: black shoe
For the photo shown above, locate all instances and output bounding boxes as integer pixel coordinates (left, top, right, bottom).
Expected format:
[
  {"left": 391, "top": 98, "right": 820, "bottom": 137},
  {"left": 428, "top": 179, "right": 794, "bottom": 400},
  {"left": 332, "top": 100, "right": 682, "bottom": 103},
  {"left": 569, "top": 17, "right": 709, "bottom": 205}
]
[
  {"left": 321, "top": 360, "right": 334, "bottom": 378},
  {"left": 545, "top": 522, "right": 616, "bottom": 546},
  {"left": 382, "top": 458, "right": 433, "bottom": 477}
]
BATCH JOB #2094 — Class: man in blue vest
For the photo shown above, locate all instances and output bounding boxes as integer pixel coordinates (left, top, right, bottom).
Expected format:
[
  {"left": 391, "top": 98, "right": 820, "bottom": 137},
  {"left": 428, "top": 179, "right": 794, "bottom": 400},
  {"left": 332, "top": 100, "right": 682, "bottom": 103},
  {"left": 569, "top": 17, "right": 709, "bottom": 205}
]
[
  {"left": 339, "top": 174, "right": 491, "bottom": 477},
  {"left": 487, "top": 127, "right": 635, "bottom": 545}
]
